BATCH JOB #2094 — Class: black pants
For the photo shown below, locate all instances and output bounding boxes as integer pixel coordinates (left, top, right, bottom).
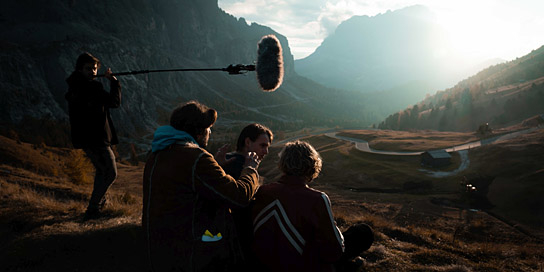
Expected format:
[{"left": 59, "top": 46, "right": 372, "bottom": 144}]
[
  {"left": 83, "top": 146, "right": 117, "bottom": 211},
  {"left": 335, "top": 223, "right": 374, "bottom": 272}
]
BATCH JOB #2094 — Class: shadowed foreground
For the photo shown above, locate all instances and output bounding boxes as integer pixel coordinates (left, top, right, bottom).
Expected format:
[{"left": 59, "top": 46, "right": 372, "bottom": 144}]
[{"left": 1, "top": 128, "right": 543, "bottom": 271}]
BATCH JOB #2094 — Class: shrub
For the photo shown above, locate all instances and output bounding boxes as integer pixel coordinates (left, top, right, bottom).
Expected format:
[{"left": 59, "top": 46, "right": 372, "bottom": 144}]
[{"left": 64, "top": 150, "right": 94, "bottom": 185}]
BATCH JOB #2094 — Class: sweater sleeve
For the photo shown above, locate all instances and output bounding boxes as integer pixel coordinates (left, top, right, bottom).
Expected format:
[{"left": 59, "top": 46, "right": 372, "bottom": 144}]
[
  {"left": 313, "top": 193, "right": 345, "bottom": 262},
  {"left": 192, "top": 151, "right": 259, "bottom": 208},
  {"left": 104, "top": 79, "right": 121, "bottom": 108}
]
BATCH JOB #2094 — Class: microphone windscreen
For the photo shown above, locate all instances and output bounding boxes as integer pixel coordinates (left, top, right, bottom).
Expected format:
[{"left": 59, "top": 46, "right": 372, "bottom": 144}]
[{"left": 256, "top": 35, "right": 284, "bottom": 92}]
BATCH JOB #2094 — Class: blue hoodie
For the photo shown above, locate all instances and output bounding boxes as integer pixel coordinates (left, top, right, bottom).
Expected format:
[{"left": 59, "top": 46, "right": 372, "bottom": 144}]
[{"left": 151, "top": 125, "right": 198, "bottom": 153}]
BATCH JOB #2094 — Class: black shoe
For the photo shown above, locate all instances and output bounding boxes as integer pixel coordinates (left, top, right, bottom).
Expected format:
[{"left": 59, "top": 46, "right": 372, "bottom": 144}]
[{"left": 83, "top": 207, "right": 101, "bottom": 220}]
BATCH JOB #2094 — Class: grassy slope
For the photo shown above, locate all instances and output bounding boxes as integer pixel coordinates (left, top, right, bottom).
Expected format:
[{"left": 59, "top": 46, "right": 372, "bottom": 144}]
[{"left": 1, "top": 125, "right": 543, "bottom": 271}]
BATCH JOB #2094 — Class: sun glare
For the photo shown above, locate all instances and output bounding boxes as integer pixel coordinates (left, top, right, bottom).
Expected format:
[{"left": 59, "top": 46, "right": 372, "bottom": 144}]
[
  {"left": 218, "top": 0, "right": 544, "bottom": 61},
  {"left": 428, "top": 0, "right": 540, "bottom": 62}
]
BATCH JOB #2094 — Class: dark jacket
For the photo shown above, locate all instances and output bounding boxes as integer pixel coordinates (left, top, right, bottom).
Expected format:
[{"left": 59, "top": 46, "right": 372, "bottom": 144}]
[
  {"left": 142, "top": 141, "right": 260, "bottom": 272},
  {"left": 65, "top": 72, "right": 121, "bottom": 148},
  {"left": 223, "top": 153, "right": 246, "bottom": 180},
  {"left": 251, "top": 175, "right": 345, "bottom": 272}
]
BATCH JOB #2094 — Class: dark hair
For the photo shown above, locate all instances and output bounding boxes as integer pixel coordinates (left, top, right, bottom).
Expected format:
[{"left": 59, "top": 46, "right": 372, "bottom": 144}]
[
  {"left": 278, "top": 140, "right": 322, "bottom": 181},
  {"left": 170, "top": 100, "right": 217, "bottom": 139},
  {"left": 75, "top": 52, "right": 100, "bottom": 71},
  {"left": 236, "top": 123, "right": 273, "bottom": 151}
]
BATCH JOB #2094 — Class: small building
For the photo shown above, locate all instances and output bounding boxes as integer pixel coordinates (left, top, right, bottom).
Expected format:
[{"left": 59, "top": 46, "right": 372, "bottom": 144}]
[{"left": 421, "top": 149, "right": 451, "bottom": 168}]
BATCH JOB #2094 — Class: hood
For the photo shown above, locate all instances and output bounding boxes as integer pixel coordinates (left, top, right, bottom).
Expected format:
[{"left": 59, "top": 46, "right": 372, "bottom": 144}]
[{"left": 151, "top": 125, "right": 199, "bottom": 153}]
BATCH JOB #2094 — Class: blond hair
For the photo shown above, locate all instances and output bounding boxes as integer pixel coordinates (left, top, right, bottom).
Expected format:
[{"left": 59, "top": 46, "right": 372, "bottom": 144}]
[{"left": 278, "top": 140, "right": 322, "bottom": 181}]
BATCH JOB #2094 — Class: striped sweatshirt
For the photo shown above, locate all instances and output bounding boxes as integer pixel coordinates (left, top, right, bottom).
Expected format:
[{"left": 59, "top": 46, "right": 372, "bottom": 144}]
[{"left": 251, "top": 175, "right": 345, "bottom": 272}]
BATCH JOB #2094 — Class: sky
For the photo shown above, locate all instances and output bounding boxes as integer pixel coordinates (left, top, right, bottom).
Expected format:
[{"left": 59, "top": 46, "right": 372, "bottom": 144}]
[{"left": 218, "top": 0, "right": 544, "bottom": 61}]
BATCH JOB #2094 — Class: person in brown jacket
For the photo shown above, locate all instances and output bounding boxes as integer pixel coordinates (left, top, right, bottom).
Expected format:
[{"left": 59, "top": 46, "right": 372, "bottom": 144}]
[
  {"left": 251, "top": 140, "right": 373, "bottom": 271},
  {"left": 142, "top": 101, "right": 261, "bottom": 272}
]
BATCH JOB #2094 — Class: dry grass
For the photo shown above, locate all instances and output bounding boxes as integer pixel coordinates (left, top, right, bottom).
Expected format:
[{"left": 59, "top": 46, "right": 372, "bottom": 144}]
[
  {"left": 0, "top": 163, "right": 144, "bottom": 272},
  {"left": 1, "top": 127, "right": 543, "bottom": 271},
  {"left": 331, "top": 203, "right": 544, "bottom": 271}
]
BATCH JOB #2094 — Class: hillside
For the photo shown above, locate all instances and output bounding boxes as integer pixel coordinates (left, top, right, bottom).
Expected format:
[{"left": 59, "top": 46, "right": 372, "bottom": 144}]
[
  {"left": 1, "top": 122, "right": 543, "bottom": 271},
  {"left": 378, "top": 45, "right": 544, "bottom": 132},
  {"left": 0, "top": 0, "right": 379, "bottom": 158},
  {"left": 295, "top": 5, "right": 497, "bottom": 94}
]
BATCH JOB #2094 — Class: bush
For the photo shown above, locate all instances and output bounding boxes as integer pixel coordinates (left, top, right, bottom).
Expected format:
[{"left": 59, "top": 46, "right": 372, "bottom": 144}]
[{"left": 64, "top": 150, "right": 94, "bottom": 185}]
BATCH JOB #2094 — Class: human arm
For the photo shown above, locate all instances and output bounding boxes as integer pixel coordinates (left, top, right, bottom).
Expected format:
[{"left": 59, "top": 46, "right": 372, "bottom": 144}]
[
  {"left": 313, "top": 193, "right": 345, "bottom": 262},
  {"left": 104, "top": 68, "right": 121, "bottom": 108},
  {"left": 104, "top": 67, "right": 117, "bottom": 81},
  {"left": 193, "top": 151, "right": 260, "bottom": 208},
  {"left": 214, "top": 144, "right": 236, "bottom": 167}
]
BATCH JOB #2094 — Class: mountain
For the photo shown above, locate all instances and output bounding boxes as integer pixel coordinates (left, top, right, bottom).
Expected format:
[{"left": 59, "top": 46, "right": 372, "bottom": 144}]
[
  {"left": 378, "top": 45, "right": 544, "bottom": 131},
  {"left": 0, "top": 0, "right": 375, "bottom": 155},
  {"left": 295, "top": 5, "right": 500, "bottom": 93}
]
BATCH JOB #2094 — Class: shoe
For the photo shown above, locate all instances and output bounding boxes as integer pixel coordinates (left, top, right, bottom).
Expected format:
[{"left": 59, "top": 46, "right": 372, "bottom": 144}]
[{"left": 83, "top": 207, "right": 101, "bottom": 220}]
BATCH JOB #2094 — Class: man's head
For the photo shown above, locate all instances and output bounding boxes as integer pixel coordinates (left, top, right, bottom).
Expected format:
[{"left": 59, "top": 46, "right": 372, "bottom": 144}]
[
  {"left": 236, "top": 123, "right": 273, "bottom": 159},
  {"left": 170, "top": 100, "right": 217, "bottom": 148},
  {"left": 278, "top": 140, "right": 322, "bottom": 182},
  {"left": 76, "top": 52, "right": 100, "bottom": 80}
]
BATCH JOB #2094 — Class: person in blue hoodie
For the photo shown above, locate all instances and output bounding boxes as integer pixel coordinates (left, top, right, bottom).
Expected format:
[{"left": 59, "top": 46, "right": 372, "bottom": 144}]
[{"left": 142, "top": 100, "right": 262, "bottom": 272}]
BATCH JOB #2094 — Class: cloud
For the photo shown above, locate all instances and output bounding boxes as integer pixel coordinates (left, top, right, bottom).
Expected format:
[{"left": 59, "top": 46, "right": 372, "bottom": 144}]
[
  {"left": 219, "top": 0, "right": 419, "bottom": 58},
  {"left": 219, "top": 0, "right": 544, "bottom": 60},
  {"left": 219, "top": 0, "right": 329, "bottom": 58}
]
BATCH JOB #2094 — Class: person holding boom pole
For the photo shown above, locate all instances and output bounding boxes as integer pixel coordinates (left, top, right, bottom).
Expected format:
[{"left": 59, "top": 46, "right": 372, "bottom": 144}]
[{"left": 65, "top": 52, "right": 122, "bottom": 219}]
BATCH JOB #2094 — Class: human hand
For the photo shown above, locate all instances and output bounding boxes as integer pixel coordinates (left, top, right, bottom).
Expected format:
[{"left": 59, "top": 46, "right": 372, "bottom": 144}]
[
  {"left": 244, "top": 151, "right": 261, "bottom": 169},
  {"left": 105, "top": 68, "right": 117, "bottom": 81},
  {"left": 215, "top": 144, "right": 235, "bottom": 167}
]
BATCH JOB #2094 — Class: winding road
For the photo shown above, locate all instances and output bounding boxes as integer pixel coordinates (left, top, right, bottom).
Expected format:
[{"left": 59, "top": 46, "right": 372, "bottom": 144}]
[{"left": 322, "top": 127, "right": 540, "bottom": 177}]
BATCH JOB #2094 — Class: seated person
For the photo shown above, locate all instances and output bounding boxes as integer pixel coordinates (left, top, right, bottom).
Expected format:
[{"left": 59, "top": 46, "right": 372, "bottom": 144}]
[{"left": 251, "top": 140, "right": 373, "bottom": 271}]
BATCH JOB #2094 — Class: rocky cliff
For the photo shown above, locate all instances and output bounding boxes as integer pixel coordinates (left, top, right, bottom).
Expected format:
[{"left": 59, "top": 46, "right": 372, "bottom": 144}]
[{"left": 0, "top": 0, "right": 310, "bottom": 149}]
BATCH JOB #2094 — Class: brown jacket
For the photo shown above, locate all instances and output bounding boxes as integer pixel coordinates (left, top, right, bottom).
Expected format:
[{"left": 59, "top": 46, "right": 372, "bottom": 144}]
[
  {"left": 142, "top": 142, "right": 259, "bottom": 272},
  {"left": 251, "top": 175, "right": 345, "bottom": 272}
]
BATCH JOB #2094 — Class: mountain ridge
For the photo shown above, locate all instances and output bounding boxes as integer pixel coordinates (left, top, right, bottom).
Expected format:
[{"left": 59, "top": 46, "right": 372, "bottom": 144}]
[
  {"left": 295, "top": 5, "right": 501, "bottom": 93},
  {"left": 0, "top": 0, "right": 373, "bottom": 154}
]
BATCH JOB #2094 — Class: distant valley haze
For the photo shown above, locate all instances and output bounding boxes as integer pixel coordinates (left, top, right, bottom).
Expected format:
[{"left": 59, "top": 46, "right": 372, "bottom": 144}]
[
  {"left": 219, "top": 0, "right": 544, "bottom": 62},
  {"left": 294, "top": 5, "right": 499, "bottom": 93},
  {"left": 219, "top": 0, "right": 544, "bottom": 93}
]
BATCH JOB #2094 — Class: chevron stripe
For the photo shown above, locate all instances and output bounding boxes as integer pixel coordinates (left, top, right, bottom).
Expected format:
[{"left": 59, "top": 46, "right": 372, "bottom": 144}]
[{"left": 253, "top": 199, "right": 305, "bottom": 255}]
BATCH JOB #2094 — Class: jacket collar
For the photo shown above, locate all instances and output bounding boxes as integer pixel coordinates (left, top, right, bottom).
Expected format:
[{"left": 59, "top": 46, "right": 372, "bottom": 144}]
[{"left": 277, "top": 175, "right": 309, "bottom": 187}]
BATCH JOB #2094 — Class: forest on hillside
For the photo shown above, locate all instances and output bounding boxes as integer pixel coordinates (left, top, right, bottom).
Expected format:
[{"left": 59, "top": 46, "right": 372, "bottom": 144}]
[{"left": 378, "top": 46, "right": 544, "bottom": 132}]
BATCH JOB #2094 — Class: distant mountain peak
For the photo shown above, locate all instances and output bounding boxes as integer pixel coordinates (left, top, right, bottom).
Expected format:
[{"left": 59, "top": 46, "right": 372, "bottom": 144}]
[{"left": 295, "top": 5, "right": 485, "bottom": 93}]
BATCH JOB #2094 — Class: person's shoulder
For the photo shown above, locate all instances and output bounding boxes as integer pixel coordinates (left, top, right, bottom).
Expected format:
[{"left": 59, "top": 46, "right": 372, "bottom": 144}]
[
  {"left": 226, "top": 152, "right": 245, "bottom": 160},
  {"left": 170, "top": 142, "right": 208, "bottom": 156},
  {"left": 305, "top": 186, "right": 331, "bottom": 201},
  {"left": 256, "top": 182, "right": 282, "bottom": 194}
]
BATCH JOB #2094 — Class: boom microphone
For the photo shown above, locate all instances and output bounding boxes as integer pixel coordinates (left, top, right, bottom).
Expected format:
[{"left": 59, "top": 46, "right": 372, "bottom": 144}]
[
  {"left": 95, "top": 34, "right": 284, "bottom": 92},
  {"left": 256, "top": 34, "right": 284, "bottom": 92}
]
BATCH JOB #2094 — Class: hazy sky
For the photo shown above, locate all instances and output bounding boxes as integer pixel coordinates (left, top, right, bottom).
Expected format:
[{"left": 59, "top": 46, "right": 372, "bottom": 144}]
[{"left": 218, "top": 0, "right": 544, "bottom": 61}]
